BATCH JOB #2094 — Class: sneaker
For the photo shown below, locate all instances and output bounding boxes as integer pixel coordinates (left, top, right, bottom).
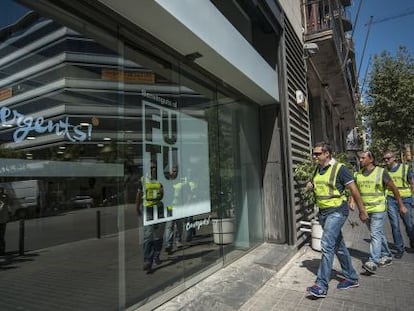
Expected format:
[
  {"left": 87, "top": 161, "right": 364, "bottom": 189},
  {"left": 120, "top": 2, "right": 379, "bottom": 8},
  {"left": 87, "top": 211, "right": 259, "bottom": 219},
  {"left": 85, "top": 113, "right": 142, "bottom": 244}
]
[
  {"left": 394, "top": 251, "right": 404, "bottom": 259},
  {"left": 362, "top": 261, "right": 377, "bottom": 274},
  {"left": 306, "top": 284, "right": 327, "bottom": 298},
  {"left": 337, "top": 279, "right": 359, "bottom": 290},
  {"left": 378, "top": 256, "right": 392, "bottom": 267},
  {"left": 165, "top": 246, "right": 173, "bottom": 254}
]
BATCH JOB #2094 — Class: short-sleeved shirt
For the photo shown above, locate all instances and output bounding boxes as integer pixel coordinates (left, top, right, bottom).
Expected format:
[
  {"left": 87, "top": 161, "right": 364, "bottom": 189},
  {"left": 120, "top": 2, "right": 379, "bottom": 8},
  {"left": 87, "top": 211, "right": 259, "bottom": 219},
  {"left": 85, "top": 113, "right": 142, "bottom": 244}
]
[{"left": 316, "top": 159, "right": 354, "bottom": 216}]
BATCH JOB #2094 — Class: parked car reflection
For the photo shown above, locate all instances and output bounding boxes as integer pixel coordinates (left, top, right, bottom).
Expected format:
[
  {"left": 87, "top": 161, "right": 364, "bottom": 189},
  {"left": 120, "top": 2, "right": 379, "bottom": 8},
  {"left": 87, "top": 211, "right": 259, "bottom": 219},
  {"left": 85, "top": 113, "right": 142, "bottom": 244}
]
[{"left": 60, "top": 195, "right": 94, "bottom": 209}]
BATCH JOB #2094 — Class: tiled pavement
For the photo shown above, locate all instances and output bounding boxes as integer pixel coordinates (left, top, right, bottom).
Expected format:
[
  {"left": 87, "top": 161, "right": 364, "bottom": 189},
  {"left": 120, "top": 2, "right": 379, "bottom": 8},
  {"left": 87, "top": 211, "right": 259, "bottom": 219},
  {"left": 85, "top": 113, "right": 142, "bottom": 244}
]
[{"left": 156, "top": 210, "right": 414, "bottom": 311}]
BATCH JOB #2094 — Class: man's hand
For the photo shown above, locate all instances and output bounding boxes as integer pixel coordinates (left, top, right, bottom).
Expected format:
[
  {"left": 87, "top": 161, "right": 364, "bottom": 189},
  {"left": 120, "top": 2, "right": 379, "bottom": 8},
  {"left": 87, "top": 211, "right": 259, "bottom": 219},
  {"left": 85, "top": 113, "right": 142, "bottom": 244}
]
[
  {"left": 305, "top": 181, "right": 313, "bottom": 192},
  {"left": 358, "top": 209, "right": 368, "bottom": 223},
  {"left": 399, "top": 204, "right": 407, "bottom": 216},
  {"left": 348, "top": 197, "right": 355, "bottom": 211}
]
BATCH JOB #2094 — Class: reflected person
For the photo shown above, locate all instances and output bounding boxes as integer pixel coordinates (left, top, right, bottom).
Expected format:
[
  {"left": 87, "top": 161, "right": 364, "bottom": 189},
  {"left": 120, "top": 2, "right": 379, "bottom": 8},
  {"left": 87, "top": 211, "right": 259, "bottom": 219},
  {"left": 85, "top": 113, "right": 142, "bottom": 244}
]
[
  {"left": 165, "top": 166, "right": 195, "bottom": 253},
  {"left": 165, "top": 165, "right": 183, "bottom": 254},
  {"left": 136, "top": 161, "right": 165, "bottom": 272},
  {"left": 0, "top": 187, "right": 10, "bottom": 255}
]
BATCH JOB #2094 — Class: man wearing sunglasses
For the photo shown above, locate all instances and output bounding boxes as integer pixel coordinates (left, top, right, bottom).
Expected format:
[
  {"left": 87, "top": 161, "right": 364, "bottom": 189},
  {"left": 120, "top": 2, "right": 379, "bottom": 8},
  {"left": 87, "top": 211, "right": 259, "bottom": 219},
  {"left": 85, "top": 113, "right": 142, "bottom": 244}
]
[
  {"left": 383, "top": 150, "right": 414, "bottom": 258},
  {"left": 306, "top": 142, "right": 368, "bottom": 298}
]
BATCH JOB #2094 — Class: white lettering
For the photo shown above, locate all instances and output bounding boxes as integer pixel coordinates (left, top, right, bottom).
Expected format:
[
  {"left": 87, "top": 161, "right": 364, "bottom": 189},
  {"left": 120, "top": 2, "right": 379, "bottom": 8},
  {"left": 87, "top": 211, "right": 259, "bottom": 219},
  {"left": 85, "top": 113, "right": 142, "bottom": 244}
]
[
  {"left": 141, "top": 89, "right": 178, "bottom": 108},
  {"left": 186, "top": 216, "right": 211, "bottom": 231},
  {"left": 0, "top": 107, "right": 92, "bottom": 143}
]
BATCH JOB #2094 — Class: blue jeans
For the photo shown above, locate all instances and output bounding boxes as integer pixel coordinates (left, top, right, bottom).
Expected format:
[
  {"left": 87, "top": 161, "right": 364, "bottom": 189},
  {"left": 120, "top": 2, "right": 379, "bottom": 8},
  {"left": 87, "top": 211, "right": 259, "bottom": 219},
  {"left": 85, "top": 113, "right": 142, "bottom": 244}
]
[
  {"left": 387, "top": 196, "right": 414, "bottom": 253},
  {"left": 366, "top": 211, "right": 392, "bottom": 263},
  {"left": 143, "top": 223, "right": 165, "bottom": 263},
  {"left": 165, "top": 219, "right": 183, "bottom": 248},
  {"left": 316, "top": 211, "right": 358, "bottom": 291}
]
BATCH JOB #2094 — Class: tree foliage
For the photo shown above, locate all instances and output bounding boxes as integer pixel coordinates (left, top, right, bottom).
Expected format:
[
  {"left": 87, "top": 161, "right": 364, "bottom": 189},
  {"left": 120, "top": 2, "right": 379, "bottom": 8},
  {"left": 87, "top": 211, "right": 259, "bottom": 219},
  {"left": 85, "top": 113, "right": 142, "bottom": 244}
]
[{"left": 363, "top": 46, "right": 414, "bottom": 151}]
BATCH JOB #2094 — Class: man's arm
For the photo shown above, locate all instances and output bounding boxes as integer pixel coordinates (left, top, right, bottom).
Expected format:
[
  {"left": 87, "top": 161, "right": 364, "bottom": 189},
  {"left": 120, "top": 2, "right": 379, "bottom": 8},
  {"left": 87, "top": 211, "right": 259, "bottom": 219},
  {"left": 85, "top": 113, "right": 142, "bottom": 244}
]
[
  {"left": 136, "top": 189, "right": 143, "bottom": 217},
  {"left": 346, "top": 181, "right": 368, "bottom": 222},
  {"left": 408, "top": 169, "right": 414, "bottom": 205}
]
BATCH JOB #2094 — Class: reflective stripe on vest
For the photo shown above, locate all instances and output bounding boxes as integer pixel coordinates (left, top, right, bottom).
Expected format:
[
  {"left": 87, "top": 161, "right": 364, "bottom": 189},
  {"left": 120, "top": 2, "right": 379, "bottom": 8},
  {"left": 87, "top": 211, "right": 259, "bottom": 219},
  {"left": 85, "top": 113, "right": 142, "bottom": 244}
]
[
  {"left": 143, "top": 177, "right": 162, "bottom": 207},
  {"left": 388, "top": 164, "right": 411, "bottom": 198},
  {"left": 355, "top": 166, "right": 386, "bottom": 213},
  {"left": 313, "top": 162, "right": 346, "bottom": 209}
]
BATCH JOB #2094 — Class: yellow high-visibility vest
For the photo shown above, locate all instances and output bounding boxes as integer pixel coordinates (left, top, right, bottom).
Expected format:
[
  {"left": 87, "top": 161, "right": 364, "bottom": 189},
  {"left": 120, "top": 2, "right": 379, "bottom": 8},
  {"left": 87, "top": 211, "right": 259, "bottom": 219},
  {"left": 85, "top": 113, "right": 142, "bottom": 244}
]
[
  {"left": 313, "top": 162, "right": 346, "bottom": 209},
  {"left": 355, "top": 166, "right": 386, "bottom": 213},
  {"left": 143, "top": 177, "right": 162, "bottom": 207},
  {"left": 387, "top": 164, "right": 412, "bottom": 198}
]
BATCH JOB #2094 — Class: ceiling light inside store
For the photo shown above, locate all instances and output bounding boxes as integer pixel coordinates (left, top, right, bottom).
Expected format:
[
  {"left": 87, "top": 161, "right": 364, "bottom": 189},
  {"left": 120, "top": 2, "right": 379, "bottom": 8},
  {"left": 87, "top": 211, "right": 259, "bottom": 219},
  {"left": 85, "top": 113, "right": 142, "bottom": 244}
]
[
  {"left": 80, "top": 123, "right": 90, "bottom": 127},
  {"left": 27, "top": 136, "right": 36, "bottom": 140},
  {"left": 2, "top": 124, "right": 12, "bottom": 128},
  {"left": 97, "top": 143, "right": 104, "bottom": 147},
  {"left": 103, "top": 137, "right": 111, "bottom": 141}
]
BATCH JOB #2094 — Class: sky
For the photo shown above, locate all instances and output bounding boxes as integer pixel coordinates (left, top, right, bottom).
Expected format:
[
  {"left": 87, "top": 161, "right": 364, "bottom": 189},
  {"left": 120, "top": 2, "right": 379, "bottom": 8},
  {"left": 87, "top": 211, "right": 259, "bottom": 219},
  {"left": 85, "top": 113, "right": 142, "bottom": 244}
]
[{"left": 349, "top": 0, "right": 414, "bottom": 94}]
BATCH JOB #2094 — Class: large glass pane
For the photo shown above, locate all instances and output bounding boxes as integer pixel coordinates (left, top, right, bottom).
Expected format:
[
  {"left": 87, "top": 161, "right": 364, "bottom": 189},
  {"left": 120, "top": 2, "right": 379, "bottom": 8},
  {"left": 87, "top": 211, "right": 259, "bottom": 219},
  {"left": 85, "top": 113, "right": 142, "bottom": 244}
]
[
  {"left": 0, "top": 1, "right": 264, "bottom": 309},
  {"left": 0, "top": 2, "right": 124, "bottom": 310},
  {"left": 215, "top": 97, "right": 264, "bottom": 263}
]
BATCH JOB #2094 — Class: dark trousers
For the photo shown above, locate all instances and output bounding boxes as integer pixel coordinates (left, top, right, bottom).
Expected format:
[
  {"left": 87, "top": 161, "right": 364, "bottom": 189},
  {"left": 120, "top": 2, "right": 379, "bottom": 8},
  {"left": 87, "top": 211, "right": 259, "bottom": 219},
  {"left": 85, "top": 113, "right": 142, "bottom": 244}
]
[
  {"left": 143, "top": 223, "right": 165, "bottom": 263},
  {"left": 0, "top": 223, "right": 6, "bottom": 254}
]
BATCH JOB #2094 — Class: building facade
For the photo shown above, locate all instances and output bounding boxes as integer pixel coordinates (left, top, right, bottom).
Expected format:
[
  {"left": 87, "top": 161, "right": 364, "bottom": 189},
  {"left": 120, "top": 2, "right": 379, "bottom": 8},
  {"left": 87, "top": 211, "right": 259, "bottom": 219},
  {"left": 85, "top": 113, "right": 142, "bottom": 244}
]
[
  {"left": 302, "top": 0, "right": 358, "bottom": 153},
  {"left": 0, "top": 0, "right": 339, "bottom": 310}
]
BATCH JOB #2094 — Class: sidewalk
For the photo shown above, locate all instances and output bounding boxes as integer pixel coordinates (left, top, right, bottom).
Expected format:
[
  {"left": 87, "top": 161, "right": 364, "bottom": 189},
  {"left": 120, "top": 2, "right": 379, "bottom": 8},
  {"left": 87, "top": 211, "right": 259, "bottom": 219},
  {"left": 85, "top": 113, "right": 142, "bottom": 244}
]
[{"left": 156, "top": 211, "right": 414, "bottom": 311}]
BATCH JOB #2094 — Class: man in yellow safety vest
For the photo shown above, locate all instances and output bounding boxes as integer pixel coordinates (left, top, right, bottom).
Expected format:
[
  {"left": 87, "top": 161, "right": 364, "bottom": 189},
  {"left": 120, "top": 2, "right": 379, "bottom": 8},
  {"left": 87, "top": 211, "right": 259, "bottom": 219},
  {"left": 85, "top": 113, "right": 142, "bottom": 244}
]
[
  {"left": 306, "top": 142, "right": 368, "bottom": 298},
  {"left": 353, "top": 151, "right": 406, "bottom": 274},
  {"left": 136, "top": 161, "right": 165, "bottom": 272},
  {"left": 383, "top": 149, "right": 414, "bottom": 258}
]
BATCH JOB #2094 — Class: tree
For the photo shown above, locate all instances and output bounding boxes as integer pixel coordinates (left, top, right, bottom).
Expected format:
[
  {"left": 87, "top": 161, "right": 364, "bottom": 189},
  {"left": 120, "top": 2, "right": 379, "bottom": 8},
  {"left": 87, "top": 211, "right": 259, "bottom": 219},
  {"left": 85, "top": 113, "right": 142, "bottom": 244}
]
[{"left": 363, "top": 46, "right": 414, "bottom": 153}]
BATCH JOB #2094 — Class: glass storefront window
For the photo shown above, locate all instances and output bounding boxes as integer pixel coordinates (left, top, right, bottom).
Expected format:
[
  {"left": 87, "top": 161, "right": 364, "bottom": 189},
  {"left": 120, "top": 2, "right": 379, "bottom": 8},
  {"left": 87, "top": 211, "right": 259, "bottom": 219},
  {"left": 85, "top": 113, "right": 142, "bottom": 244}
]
[{"left": 0, "top": 1, "right": 264, "bottom": 310}]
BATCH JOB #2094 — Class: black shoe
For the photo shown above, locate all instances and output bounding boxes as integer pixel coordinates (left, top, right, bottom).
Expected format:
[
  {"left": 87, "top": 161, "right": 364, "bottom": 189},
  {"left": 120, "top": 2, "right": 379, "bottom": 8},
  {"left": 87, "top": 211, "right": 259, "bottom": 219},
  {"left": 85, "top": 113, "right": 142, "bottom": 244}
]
[
  {"left": 154, "top": 256, "right": 162, "bottom": 265},
  {"left": 394, "top": 252, "right": 404, "bottom": 259},
  {"left": 143, "top": 262, "right": 152, "bottom": 271},
  {"left": 165, "top": 246, "right": 173, "bottom": 254}
]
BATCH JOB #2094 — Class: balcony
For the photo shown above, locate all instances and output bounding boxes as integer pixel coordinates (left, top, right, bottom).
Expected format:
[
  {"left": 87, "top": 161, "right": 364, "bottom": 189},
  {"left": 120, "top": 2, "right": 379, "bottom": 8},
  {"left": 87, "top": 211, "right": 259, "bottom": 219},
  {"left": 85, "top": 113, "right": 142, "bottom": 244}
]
[{"left": 303, "top": 0, "right": 357, "bottom": 130}]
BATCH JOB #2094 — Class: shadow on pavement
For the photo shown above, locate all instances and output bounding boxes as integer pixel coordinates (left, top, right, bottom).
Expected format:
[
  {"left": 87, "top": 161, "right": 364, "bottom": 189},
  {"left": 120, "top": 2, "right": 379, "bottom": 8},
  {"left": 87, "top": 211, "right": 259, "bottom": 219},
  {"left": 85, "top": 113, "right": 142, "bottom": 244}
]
[
  {"left": 300, "top": 258, "right": 320, "bottom": 274},
  {"left": 348, "top": 247, "right": 369, "bottom": 263},
  {"left": 0, "top": 251, "right": 39, "bottom": 270}
]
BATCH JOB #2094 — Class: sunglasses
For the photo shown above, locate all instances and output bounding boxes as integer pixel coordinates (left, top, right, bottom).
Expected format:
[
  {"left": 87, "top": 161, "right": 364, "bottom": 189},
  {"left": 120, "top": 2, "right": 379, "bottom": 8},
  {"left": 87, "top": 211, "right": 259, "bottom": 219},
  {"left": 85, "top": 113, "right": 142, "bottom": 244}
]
[
  {"left": 312, "top": 152, "right": 323, "bottom": 156},
  {"left": 383, "top": 157, "right": 392, "bottom": 161}
]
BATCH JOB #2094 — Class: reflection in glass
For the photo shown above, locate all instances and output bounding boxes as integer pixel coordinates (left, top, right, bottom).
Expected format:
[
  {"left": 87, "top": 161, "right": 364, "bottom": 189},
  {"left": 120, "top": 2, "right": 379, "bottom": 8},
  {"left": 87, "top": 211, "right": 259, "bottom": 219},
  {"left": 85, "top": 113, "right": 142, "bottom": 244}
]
[{"left": 0, "top": 1, "right": 264, "bottom": 310}]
